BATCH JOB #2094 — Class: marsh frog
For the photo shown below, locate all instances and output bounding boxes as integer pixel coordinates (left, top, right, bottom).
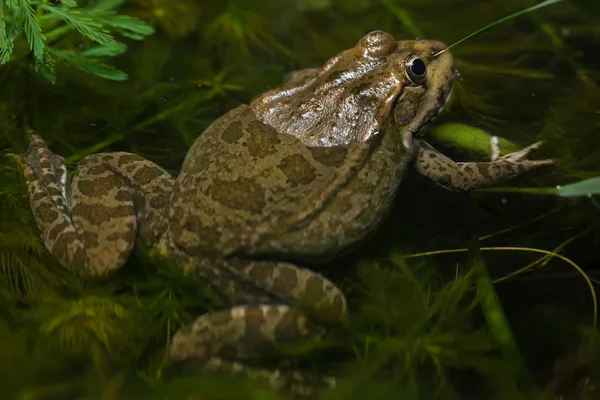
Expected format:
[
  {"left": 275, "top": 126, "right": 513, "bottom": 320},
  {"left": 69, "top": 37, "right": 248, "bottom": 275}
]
[{"left": 17, "top": 31, "right": 551, "bottom": 395}]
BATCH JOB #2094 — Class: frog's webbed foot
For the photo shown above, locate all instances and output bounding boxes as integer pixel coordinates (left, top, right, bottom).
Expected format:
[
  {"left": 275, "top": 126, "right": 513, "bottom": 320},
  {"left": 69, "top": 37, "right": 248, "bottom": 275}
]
[
  {"left": 414, "top": 138, "right": 553, "bottom": 192},
  {"left": 171, "top": 259, "right": 347, "bottom": 397},
  {"left": 170, "top": 304, "right": 336, "bottom": 397},
  {"left": 16, "top": 132, "right": 174, "bottom": 276},
  {"left": 490, "top": 137, "right": 548, "bottom": 165}
]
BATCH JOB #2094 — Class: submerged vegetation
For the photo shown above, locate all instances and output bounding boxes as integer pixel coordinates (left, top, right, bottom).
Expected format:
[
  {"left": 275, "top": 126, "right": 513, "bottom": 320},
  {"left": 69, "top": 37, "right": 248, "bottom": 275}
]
[{"left": 1, "top": 0, "right": 600, "bottom": 399}]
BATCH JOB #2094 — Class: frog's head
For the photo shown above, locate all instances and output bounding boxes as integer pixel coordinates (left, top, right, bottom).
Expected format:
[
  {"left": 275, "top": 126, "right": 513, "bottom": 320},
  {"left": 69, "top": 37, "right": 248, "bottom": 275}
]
[{"left": 250, "top": 30, "right": 455, "bottom": 149}]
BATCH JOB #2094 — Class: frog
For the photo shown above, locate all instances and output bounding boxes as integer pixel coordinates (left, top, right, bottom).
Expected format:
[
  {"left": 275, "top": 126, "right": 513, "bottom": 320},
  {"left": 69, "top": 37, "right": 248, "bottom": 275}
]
[{"left": 16, "top": 31, "right": 552, "bottom": 396}]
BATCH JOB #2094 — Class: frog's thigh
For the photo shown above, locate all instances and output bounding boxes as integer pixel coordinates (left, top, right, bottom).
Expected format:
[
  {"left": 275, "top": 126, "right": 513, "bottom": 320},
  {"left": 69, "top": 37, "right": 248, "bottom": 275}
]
[
  {"left": 66, "top": 155, "right": 139, "bottom": 275},
  {"left": 18, "top": 134, "right": 170, "bottom": 276},
  {"left": 414, "top": 140, "right": 553, "bottom": 191},
  {"left": 170, "top": 304, "right": 334, "bottom": 396}
]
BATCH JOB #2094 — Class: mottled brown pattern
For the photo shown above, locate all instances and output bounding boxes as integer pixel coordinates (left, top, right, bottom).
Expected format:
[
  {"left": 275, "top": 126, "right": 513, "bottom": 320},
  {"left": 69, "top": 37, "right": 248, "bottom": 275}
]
[
  {"left": 244, "top": 308, "right": 268, "bottom": 341},
  {"left": 243, "top": 120, "right": 282, "bottom": 157},
  {"left": 32, "top": 191, "right": 47, "bottom": 201},
  {"left": 149, "top": 191, "right": 170, "bottom": 209},
  {"left": 51, "top": 231, "right": 79, "bottom": 264},
  {"left": 106, "top": 231, "right": 134, "bottom": 242},
  {"left": 72, "top": 203, "right": 134, "bottom": 226},
  {"left": 308, "top": 146, "right": 348, "bottom": 168},
  {"left": 183, "top": 215, "right": 205, "bottom": 235},
  {"left": 303, "top": 275, "right": 327, "bottom": 304},
  {"left": 277, "top": 154, "right": 318, "bottom": 186},
  {"left": 246, "top": 263, "right": 275, "bottom": 286},
  {"left": 209, "top": 177, "right": 266, "bottom": 213},
  {"left": 48, "top": 221, "right": 70, "bottom": 241},
  {"left": 41, "top": 173, "right": 57, "bottom": 187},
  {"left": 48, "top": 187, "right": 63, "bottom": 197},
  {"left": 76, "top": 175, "right": 123, "bottom": 198},
  {"left": 220, "top": 120, "right": 244, "bottom": 144},
  {"left": 272, "top": 267, "right": 299, "bottom": 295},
  {"left": 86, "top": 165, "right": 109, "bottom": 175},
  {"left": 273, "top": 308, "right": 304, "bottom": 339},
  {"left": 414, "top": 141, "right": 552, "bottom": 191},
  {"left": 209, "top": 311, "right": 234, "bottom": 326},
  {"left": 81, "top": 231, "right": 100, "bottom": 248},
  {"left": 114, "top": 190, "right": 131, "bottom": 202},
  {"left": 133, "top": 165, "right": 167, "bottom": 185},
  {"left": 116, "top": 154, "right": 145, "bottom": 167},
  {"left": 475, "top": 163, "right": 491, "bottom": 179},
  {"left": 35, "top": 202, "right": 59, "bottom": 224}
]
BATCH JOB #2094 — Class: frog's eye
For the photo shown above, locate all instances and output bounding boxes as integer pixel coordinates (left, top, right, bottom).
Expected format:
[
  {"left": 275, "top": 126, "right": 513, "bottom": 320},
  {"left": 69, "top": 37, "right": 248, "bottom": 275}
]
[
  {"left": 358, "top": 30, "right": 397, "bottom": 57},
  {"left": 404, "top": 54, "right": 427, "bottom": 84}
]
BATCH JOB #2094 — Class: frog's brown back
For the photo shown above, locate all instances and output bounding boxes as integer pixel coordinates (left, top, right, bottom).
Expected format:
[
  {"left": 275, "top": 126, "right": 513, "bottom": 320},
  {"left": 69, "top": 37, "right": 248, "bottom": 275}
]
[{"left": 167, "top": 105, "right": 354, "bottom": 258}]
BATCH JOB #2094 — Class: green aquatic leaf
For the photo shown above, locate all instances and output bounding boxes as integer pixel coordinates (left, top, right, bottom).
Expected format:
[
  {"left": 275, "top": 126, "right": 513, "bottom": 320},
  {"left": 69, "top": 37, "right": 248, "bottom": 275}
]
[
  {"left": 90, "top": 13, "right": 155, "bottom": 40},
  {"left": 59, "top": 0, "right": 77, "bottom": 7},
  {"left": 50, "top": 48, "right": 128, "bottom": 80},
  {"left": 429, "top": 123, "right": 519, "bottom": 156},
  {"left": 79, "top": 42, "right": 127, "bottom": 57},
  {"left": 41, "top": 4, "right": 115, "bottom": 45},
  {"left": 1, "top": 4, "right": 25, "bottom": 63},
  {"left": 557, "top": 177, "right": 600, "bottom": 198},
  {"left": 478, "top": 177, "right": 600, "bottom": 198},
  {"left": 93, "top": 0, "right": 127, "bottom": 12},
  {"left": 0, "top": 7, "right": 9, "bottom": 63},
  {"left": 20, "top": 0, "right": 46, "bottom": 62}
]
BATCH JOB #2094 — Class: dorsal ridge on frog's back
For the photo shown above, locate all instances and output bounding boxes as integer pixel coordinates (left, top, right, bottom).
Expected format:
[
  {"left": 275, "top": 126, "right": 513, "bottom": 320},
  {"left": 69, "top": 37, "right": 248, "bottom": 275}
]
[{"left": 250, "top": 31, "right": 412, "bottom": 148}]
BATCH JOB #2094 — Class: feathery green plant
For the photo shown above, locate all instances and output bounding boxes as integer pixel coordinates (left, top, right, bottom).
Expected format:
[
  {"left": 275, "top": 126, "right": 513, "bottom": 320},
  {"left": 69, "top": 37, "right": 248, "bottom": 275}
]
[{"left": 0, "top": 0, "right": 154, "bottom": 82}]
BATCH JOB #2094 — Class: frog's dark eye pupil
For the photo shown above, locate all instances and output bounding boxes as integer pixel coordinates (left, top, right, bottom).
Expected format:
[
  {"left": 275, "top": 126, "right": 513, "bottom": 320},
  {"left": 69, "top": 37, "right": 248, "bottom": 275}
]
[
  {"left": 404, "top": 54, "right": 427, "bottom": 84},
  {"left": 411, "top": 58, "right": 426, "bottom": 76}
]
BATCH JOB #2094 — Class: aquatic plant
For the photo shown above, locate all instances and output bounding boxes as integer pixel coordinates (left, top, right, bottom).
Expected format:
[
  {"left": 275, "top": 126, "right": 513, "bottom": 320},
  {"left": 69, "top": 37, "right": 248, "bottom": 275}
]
[{"left": 0, "top": 0, "right": 154, "bottom": 82}]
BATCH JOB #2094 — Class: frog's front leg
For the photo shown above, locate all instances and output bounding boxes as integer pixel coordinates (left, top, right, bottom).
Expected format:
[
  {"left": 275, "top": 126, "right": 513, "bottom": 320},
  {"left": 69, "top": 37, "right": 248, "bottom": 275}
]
[
  {"left": 413, "top": 139, "right": 553, "bottom": 191},
  {"left": 170, "top": 259, "right": 346, "bottom": 396},
  {"left": 16, "top": 134, "right": 174, "bottom": 275}
]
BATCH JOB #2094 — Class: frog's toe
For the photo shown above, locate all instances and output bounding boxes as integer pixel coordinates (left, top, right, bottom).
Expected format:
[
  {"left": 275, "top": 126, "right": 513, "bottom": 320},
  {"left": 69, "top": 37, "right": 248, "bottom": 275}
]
[
  {"left": 490, "top": 136, "right": 501, "bottom": 161},
  {"left": 499, "top": 140, "right": 547, "bottom": 162}
]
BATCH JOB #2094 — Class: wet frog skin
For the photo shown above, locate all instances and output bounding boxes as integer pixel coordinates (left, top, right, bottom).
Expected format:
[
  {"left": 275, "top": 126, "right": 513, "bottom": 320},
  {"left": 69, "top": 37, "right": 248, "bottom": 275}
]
[{"left": 17, "top": 31, "right": 552, "bottom": 395}]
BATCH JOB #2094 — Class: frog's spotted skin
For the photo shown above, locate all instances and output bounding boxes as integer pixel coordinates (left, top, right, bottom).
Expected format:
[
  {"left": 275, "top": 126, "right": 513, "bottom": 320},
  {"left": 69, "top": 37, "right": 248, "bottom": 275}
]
[
  {"left": 414, "top": 140, "right": 553, "bottom": 191},
  {"left": 19, "top": 134, "right": 174, "bottom": 275},
  {"left": 17, "top": 31, "right": 553, "bottom": 397},
  {"left": 171, "top": 304, "right": 336, "bottom": 396}
]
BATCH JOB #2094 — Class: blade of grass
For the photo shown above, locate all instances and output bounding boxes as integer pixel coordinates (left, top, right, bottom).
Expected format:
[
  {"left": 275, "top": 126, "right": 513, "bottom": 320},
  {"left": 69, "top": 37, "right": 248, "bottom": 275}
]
[
  {"left": 468, "top": 236, "right": 538, "bottom": 394},
  {"left": 435, "top": 0, "right": 567, "bottom": 56}
]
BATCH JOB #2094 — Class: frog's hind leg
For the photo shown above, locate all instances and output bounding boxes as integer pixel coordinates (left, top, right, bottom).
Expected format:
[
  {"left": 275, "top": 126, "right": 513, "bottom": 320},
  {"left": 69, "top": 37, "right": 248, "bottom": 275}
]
[
  {"left": 414, "top": 139, "right": 553, "bottom": 191},
  {"left": 170, "top": 259, "right": 347, "bottom": 396},
  {"left": 17, "top": 133, "right": 174, "bottom": 276},
  {"left": 171, "top": 304, "right": 334, "bottom": 396}
]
